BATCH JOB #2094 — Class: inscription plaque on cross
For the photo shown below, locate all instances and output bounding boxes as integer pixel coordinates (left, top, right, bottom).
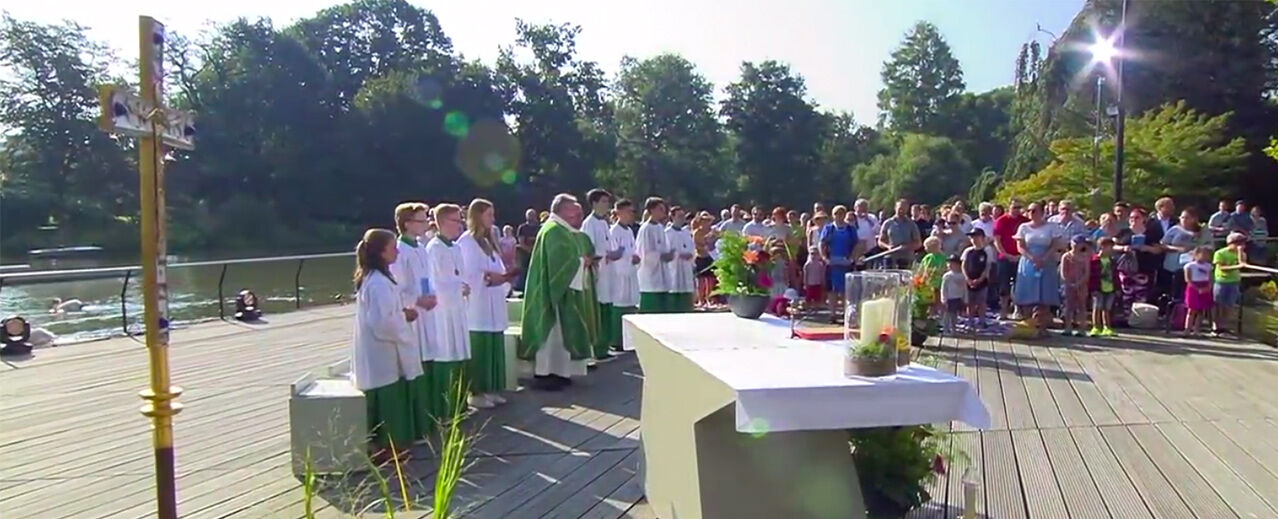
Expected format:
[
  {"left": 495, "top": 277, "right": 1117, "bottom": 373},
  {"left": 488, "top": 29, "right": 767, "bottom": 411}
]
[{"left": 96, "top": 16, "right": 194, "bottom": 519}]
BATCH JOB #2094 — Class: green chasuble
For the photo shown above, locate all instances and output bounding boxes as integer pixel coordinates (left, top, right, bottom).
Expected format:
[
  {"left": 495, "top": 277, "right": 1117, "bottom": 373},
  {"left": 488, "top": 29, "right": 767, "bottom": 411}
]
[{"left": 519, "top": 220, "right": 598, "bottom": 361}]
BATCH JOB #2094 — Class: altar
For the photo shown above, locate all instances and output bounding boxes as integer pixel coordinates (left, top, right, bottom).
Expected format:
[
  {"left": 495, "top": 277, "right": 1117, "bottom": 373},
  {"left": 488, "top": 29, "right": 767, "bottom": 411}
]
[{"left": 624, "top": 312, "right": 989, "bottom": 519}]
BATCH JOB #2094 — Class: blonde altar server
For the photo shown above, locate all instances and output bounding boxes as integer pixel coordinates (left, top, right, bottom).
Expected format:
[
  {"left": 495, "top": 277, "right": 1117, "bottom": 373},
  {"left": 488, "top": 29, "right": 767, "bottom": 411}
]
[
  {"left": 637, "top": 197, "right": 674, "bottom": 313},
  {"left": 424, "top": 203, "right": 473, "bottom": 420},
  {"left": 351, "top": 228, "right": 421, "bottom": 460},
  {"left": 458, "top": 199, "right": 511, "bottom": 409},
  {"left": 607, "top": 199, "right": 641, "bottom": 350},
  {"left": 390, "top": 202, "right": 437, "bottom": 438},
  {"left": 582, "top": 188, "right": 617, "bottom": 361},
  {"left": 664, "top": 206, "right": 696, "bottom": 312},
  {"left": 518, "top": 194, "right": 594, "bottom": 391}
]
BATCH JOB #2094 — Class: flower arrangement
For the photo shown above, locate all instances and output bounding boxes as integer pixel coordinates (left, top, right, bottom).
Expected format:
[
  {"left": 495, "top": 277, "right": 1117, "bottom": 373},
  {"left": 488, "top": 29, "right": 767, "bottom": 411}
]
[
  {"left": 712, "top": 232, "right": 780, "bottom": 296},
  {"left": 910, "top": 270, "right": 940, "bottom": 343},
  {"left": 851, "top": 328, "right": 896, "bottom": 359}
]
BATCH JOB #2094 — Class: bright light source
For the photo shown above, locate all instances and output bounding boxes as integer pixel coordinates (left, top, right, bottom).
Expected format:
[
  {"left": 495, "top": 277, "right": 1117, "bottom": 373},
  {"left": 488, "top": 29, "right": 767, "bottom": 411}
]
[{"left": 1090, "top": 37, "right": 1118, "bottom": 63}]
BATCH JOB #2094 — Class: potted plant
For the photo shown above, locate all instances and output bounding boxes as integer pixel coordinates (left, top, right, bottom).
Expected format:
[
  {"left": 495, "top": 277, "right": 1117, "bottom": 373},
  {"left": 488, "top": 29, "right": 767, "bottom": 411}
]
[
  {"left": 845, "top": 328, "right": 898, "bottom": 377},
  {"left": 712, "top": 232, "right": 779, "bottom": 319},
  {"left": 848, "top": 425, "right": 966, "bottom": 518}
]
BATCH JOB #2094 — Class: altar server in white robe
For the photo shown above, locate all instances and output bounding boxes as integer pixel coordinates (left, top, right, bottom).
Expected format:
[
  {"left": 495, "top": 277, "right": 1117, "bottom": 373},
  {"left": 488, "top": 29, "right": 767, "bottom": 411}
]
[
  {"left": 664, "top": 206, "right": 696, "bottom": 312},
  {"left": 637, "top": 197, "right": 674, "bottom": 313},
  {"left": 390, "top": 202, "right": 437, "bottom": 437},
  {"left": 607, "top": 199, "right": 641, "bottom": 350},
  {"left": 424, "top": 203, "right": 473, "bottom": 420},
  {"left": 351, "top": 228, "right": 422, "bottom": 459},
  {"left": 582, "top": 188, "right": 617, "bottom": 361},
  {"left": 458, "top": 199, "right": 512, "bottom": 409}
]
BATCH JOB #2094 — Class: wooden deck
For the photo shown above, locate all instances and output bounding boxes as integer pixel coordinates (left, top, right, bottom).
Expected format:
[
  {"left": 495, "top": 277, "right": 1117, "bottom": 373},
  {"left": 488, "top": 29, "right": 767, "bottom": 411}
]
[{"left": 3, "top": 306, "right": 1278, "bottom": 518}]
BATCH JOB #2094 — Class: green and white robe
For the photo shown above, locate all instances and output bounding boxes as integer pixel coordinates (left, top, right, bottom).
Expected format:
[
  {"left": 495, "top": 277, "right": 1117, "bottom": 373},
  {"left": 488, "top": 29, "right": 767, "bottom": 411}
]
[
  {"left": 391, "top": 236, "right": 434, "bottom": 438},
  {"left": 665, "top": 223, "right": 696, "bottom": 312},
  {"left": 425, "top": 235, "right": 471, "bottom": 422},
  {"left": 582, "top": 211, "right": 615, "bottom": 359},
  {"left": 458, "top": 231, "right": 509, "bottom": 394},
  {"left": 636, "top": 219, "right": 672, "bottom": 313},
  {"left": 352, "top": 271, "right": 422, "bottom": 450},
  {"left": 607, "top": 222, "right": 641, "bottom": 349},
  {"left": 518, "top": 214, "right": 595, "bottom": 377}
]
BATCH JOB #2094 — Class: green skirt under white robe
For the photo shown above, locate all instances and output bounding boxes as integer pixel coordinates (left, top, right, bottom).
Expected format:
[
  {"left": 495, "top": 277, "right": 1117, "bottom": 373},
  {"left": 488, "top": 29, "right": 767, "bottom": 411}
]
[
  {"left": 410, "top": 367, "right": 435, "bottom": 438},
  {"left": 667, "top": 292, "right": 693, "bottom": 313},
  {"left": 428, "top": 360, "right": 468, "bottom": 424},
  {"left": 639, "top": 292, "right": 670, "bottom": 313},
  {"left": 467, "top": 332, "right": 506, "bottom": 393},
  {"left": 365, "top": 379, "right": 416, "bottom": 451},
  {"left": 594, "top": 302, "right": 614, "bottom": 358},
  {"left": 609, "top": 305, "right": 637, "bottom": 348}
]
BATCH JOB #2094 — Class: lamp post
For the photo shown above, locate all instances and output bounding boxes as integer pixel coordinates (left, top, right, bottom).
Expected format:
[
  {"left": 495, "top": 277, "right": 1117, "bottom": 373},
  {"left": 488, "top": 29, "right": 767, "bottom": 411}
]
[{"left": 1089, "top": 0, "right": 1129, "bottom": 204}]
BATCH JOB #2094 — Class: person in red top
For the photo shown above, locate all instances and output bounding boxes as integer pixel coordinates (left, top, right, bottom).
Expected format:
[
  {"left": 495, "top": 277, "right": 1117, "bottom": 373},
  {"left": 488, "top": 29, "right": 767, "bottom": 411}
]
[{"left": 992, "top": 200, "right": 1029, "bottom": 319}]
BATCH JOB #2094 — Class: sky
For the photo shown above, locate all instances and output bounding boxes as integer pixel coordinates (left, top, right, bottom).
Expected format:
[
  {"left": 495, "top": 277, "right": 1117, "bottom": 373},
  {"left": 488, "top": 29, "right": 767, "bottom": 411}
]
[{"left": 5, "top": 0, "right": 1082, "bottom": 121}]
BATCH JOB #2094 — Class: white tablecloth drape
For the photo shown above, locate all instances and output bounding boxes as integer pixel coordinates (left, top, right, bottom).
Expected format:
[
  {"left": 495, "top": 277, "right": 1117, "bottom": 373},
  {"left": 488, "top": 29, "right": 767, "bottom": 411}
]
[{"left": 626, "top": 313, "right": 990, "bottom": 433}]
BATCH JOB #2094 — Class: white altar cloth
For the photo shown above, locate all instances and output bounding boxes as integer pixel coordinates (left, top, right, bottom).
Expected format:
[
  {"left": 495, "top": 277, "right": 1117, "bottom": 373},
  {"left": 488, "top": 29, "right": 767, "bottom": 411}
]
[{"left": 626, "top": 312, "right": 990, "bottom": 433}]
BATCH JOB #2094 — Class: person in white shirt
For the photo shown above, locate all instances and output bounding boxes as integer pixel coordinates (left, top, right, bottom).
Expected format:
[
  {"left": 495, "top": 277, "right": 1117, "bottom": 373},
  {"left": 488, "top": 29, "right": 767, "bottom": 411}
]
[
  {"left": 664, "top": 206, "right": 696, "bottom": 312},
  {"left": 389, "top": 202, "right": 436, "bottom": 438},
  {"left": 716, "top": 204, "right": 747, "bottom": 234},
  {"left": 637, "top": 197, "right": 674, "bottom": 312},
  {"left": 458, "top": 199, "right": 513, "bottom": 409},
  {"left": 851, "top": 199, "right": 880, "bottom": 256},
  {"left": 607, "top": 199, "right": 641, "bottom": 349},
  {"left": 424, "top": 204, "right": 473, "bottom": 418},
  {"left": 741, "top": 205, "right": 770, "bottom": 238},
  {"left": 582, "top": 189, "right": 617, "bottom": 361},
  {"left": 351, "top": 228, "right": 421, "bottom": 460}
]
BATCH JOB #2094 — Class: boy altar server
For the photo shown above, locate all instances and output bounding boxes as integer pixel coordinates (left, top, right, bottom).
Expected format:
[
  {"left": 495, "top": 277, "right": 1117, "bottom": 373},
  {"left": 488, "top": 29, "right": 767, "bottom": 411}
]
[
  {"left": 582, "top": 188, "right": 617, "bottom": 361},
  {"left": 607, "top": 199, "right": 641, "bottom": 350},
  {"left": 458, "top": 199, "right": 511, "bottom": 409},
  {"left": 665, "top": 206, "right": 696, "bottom": 312},
  {"left": 424, "top": 203, "right": 472, "bottom": 419},
  {"left": 352, "top": 228, "right": 421, "bottom": 460},
  {"left": 390, "top": 202, "right": 436, "bottom": 438},
  {"left": 637, "top": 197, "right": 674, "bottom": 313}
]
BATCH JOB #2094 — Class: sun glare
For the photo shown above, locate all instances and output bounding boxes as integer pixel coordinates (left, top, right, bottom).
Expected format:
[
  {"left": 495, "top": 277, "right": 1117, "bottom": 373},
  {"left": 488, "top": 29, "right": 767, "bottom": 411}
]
[{"left": 1089, "top": 36, "right": 1118, "bottom": 64}]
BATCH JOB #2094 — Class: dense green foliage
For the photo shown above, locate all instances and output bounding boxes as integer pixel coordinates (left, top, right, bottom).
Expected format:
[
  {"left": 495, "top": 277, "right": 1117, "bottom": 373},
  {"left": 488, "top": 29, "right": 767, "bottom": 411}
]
[{"left": 2, "top": 0, "right": 1275, "bottom": 257}]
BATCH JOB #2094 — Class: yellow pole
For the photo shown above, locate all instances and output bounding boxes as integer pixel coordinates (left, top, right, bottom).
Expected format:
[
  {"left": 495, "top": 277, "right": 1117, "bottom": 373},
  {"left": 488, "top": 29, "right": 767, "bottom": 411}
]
[{"left": 136, "top": 15, "right": 182, "bottom": 519}]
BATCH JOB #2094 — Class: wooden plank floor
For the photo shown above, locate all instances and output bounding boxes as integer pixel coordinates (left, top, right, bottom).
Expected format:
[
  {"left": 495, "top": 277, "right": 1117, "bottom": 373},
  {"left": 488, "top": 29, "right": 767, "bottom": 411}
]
[{"left": 6, "top": 306, "right": 1278, "bottom": 518}]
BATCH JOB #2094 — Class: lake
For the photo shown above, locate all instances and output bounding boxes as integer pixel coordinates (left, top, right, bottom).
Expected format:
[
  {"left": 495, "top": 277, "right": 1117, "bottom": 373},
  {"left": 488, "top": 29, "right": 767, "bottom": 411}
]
[{"left": 0, "top": 253, "right": 355, "bottom": 343}]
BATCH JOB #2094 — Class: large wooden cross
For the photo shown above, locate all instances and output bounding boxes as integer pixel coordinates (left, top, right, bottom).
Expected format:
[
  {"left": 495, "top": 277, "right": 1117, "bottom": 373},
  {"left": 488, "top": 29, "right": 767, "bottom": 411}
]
[{"left": 97, "top": 16, "right": 194, "bottom": 519}]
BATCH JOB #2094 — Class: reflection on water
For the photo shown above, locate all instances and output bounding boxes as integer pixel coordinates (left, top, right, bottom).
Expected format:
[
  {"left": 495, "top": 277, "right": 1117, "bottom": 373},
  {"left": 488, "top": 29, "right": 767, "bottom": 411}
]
[{"left": 0, "top": 255, "right": 354, "bottom": 343}]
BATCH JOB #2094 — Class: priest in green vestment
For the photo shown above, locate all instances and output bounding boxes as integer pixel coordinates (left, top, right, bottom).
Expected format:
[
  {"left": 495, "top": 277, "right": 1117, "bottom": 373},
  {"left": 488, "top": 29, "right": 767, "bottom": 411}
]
[{"left": 519, "top": 194, "right": 597, "bottom": 390}]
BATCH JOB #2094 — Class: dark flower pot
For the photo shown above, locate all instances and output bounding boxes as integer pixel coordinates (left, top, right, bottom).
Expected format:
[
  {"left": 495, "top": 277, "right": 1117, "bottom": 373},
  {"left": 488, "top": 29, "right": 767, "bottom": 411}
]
[
  {"left": 727, "top": 294, "right": 769, "bottom": 319},
  {"left": 910, "top": 329, "right": 928, "bottom": 346},
  {"left": 845, "top": 356, "right": 898, "bottom": 377},
  {"left": 897, "top": 348, "right": 911, "bottom": 367}
]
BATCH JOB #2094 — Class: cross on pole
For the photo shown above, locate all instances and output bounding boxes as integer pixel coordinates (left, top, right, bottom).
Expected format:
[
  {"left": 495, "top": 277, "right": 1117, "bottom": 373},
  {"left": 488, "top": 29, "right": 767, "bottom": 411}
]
[{"left": 97, "top": 16, "right": 194, "bottom": 519}]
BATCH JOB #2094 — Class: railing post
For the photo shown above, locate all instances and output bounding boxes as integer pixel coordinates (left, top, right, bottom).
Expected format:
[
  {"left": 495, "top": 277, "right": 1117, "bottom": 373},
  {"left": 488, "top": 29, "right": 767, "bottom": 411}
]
[
  {"left": 294, "top": 259, "right": 306, "bottom": 309},
  {"left": 216, "top": 264, "right": 229, "bottom": 320},
  {"left": 121, "top": 269, "right": 133, "bottom": 336}
]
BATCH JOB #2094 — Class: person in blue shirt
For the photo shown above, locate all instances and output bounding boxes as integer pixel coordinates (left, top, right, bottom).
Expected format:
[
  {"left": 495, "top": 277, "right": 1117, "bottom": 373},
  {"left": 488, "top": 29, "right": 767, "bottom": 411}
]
[{"left": 819, "top": 204, "right": 858, "bottom": 321}]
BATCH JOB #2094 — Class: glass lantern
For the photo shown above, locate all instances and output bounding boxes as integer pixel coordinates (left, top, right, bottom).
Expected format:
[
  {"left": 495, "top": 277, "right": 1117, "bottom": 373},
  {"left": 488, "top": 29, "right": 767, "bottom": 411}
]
[{"left": 843, "top": 270, "right": 912, "bottom": 369}]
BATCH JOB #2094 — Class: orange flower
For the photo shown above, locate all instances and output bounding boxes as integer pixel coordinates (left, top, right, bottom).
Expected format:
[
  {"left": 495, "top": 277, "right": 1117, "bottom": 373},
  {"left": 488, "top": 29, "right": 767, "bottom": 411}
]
[{"left": 744, "top": 250, "right": 761, "bottom": 264}]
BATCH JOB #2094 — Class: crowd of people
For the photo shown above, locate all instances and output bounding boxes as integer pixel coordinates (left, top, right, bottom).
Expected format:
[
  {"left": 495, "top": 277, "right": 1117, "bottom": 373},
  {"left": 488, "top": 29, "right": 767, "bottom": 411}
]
[{"left": 349, "top": 188, "right": 1271, "bottom": 459}]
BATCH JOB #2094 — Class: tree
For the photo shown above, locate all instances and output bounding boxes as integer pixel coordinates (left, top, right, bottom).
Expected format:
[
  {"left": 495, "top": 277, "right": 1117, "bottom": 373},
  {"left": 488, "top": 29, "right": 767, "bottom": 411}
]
[
  {"left": 851, "top": 133, "right": 971, "bottom": 209},
  {"left": 0, "top": 15, "right": 134, "bottom": 250},
  {"left": 877, "top": 21, "right": 966, "bottom": 134},
  {"left": 948, "top": 88, "right": 1015, "bottom": 174},
  {"left": 497, "top": 20, "right": 611, "bottom": 202},
  {"left": 721, "top": 61, "right": 826, "bottom": 207},
  {"left": 815, "top": 112, "right": 881, "bottom": 205},
  {"left": 608, "top": 53, "right": 729, "bottom": 207},
  {"left": 997, "top": 101, "right": 1248, "bottom": 214}
]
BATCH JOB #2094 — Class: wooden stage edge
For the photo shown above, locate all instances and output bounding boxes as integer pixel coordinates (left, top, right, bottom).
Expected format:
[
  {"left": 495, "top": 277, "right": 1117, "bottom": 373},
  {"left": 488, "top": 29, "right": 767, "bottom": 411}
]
[{"left": 4, "top": 304, "right": 1278, "bottom": 518}]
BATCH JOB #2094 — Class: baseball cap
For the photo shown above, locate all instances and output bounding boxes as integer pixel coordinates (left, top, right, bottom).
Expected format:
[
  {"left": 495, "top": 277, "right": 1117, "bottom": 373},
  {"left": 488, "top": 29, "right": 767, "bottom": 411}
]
[
  {"left": 965, "top": 227, "right": 985, "bottom": 237},
  {"left": 1071, "top": 235, "right": 1089, "bottom": 245},
  {"left": 1227, "top": 232, "right": 1249, "bottom": 244},
  {"left": 947, "top": 254, "right": 962, "bottom": 263}
]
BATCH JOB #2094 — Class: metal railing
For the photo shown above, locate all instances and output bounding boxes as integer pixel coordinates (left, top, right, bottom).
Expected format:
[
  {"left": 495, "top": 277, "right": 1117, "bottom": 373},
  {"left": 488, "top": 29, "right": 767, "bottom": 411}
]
[{"left": 0, "top": 251, "right": 353, "bottom": 336}]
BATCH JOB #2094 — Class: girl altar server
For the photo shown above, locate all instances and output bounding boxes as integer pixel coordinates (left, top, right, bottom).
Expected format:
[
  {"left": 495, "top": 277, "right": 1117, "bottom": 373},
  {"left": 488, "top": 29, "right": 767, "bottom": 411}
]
[
  {"left": 607, "top": 198, "right": 641, "bottom": 349},
  {"left": 665, "top": 206, "right": 696, "bottom": 312},
  {"left": 351, "top": 228, "right": 422, "bottom": 460},
  {"left": 458, "top": 199, "right": 512, "bottom": 409},
  {"left": 390, "top": 202, "right": 436, "bottom": 437},
  {"left": 424, "top": 203, "right": 473, "bottom": 420}
]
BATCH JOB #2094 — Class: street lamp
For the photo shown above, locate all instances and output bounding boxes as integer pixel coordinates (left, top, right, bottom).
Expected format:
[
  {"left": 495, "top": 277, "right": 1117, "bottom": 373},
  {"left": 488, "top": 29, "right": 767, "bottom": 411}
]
[{"left": 1090, "top": 0, "right": 1129, "bottom": 204}]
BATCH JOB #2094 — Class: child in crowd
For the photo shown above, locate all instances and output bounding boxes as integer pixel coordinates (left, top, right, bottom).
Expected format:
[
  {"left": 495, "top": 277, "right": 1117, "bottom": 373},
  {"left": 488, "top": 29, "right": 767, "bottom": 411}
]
[
  {"left": 1059, "top": 236, "right": 1091, "bottom": 336},
  {"left": 351, "top": 228, "right": 420, "bottom": 461},
  {"left": 1212, "top": 232, "right": 1249, "bottom": 336},
  {"left": 803, "top": 245, "right": 826, "bottom": 306},
  {"left": 940, "top": 255, "right": 967, "bottom": 334},
  {"left": 961, "top": 228, "right": 992, "bottom": 329},
  {"left": 1183, "top": 245, "right": 1214, "bottom": 336},
  {"left": 919, "top": 236, "right": 948, "bottom": 315},
  {"left": 499, "top": 225, "right": 517, "bottom": 276},
  {"left": 1089, "top": 237, "right": 1119, "bottom": 337}
]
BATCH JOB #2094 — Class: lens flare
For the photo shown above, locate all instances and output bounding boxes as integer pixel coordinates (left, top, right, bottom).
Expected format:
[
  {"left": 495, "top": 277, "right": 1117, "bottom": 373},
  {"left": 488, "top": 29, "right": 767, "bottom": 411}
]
[{"left": 455, "top": 119, "right": 520, "bottom": 188}]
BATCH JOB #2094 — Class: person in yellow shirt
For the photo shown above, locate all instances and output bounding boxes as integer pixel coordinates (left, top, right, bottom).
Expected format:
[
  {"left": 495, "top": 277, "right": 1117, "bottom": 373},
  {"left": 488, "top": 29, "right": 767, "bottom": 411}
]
[{"left": 1211, "top": 232, "right": 1249, "bottom": 336}]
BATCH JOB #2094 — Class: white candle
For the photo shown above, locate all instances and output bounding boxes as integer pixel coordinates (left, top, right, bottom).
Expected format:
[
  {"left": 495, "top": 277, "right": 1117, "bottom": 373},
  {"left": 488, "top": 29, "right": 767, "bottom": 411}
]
[{"left": 859, "top": 297, "right": 895, "bottom": 342}]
